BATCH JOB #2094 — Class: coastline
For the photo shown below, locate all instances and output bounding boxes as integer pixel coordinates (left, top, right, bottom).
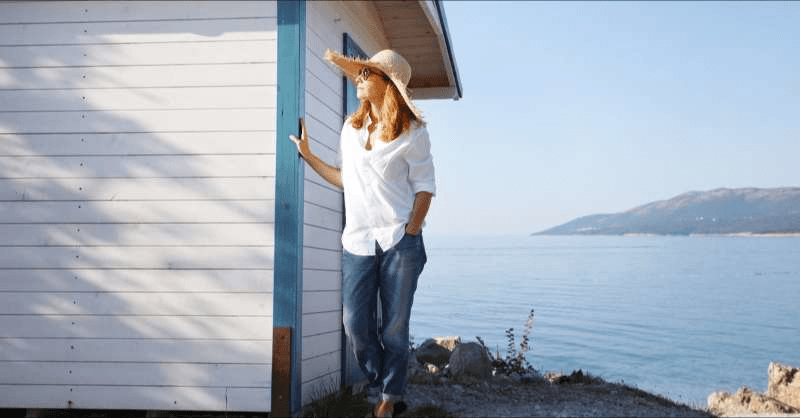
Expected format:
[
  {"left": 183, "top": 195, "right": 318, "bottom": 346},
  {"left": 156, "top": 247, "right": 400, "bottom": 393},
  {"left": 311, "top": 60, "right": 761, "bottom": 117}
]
[
  {"left": 699, "top": 232, "right": 800, "bottom": 237},
  {"left": 612, "top": 232, "right": 800, "bottom": 237}
]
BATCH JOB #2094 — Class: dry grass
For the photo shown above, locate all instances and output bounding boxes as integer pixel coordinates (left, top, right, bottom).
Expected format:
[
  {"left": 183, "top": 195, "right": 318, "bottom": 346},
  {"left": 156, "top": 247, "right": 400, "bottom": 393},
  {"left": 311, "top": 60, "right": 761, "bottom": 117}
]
[
  {"left": 300, "top": 386, "right": 372, "bottom": 418},
  {"left": 300, "top": 385, "right": 454, "bottom": 418}
]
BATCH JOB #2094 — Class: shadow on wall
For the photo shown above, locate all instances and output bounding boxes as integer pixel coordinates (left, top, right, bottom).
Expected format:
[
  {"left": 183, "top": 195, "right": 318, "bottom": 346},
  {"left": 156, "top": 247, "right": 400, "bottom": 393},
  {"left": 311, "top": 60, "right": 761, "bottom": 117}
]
[{"left": 0, "top": 2, "right": 278, "bottom": 411}]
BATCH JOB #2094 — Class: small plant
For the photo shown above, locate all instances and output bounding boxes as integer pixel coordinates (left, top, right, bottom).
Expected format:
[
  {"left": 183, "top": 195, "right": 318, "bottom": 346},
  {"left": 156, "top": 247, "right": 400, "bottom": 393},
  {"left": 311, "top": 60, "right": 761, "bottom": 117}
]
[
  {"left": 478, "top": 308, "right": 536, "bottom": 376},
  {"left": 301, "top": 385, "right": 372, "bottom": 417}
]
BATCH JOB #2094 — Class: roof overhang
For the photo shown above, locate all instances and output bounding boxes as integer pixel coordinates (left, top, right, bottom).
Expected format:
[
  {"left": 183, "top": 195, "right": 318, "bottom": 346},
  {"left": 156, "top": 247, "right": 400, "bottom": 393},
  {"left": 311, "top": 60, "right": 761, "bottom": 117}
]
[{"left": 371, "top": 0, "right": 463, "bottom": 100}]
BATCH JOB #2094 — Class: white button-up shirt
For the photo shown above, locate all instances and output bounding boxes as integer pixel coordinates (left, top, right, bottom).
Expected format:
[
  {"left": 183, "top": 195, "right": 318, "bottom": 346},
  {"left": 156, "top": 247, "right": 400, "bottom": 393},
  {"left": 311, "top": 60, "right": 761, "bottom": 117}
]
[{"left": 338, "top": 118, "right": 436, "bottom": 255}]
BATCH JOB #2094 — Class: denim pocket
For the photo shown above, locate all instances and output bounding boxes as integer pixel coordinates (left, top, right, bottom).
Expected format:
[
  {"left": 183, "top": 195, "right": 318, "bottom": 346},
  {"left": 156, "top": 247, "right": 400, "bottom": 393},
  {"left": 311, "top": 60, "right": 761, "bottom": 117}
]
[
  {"left": 395, "top": 232, "right": 426, "bottom": 269},
  {"left": 399, "top": 231, "right": 421, "bottom": 246}
]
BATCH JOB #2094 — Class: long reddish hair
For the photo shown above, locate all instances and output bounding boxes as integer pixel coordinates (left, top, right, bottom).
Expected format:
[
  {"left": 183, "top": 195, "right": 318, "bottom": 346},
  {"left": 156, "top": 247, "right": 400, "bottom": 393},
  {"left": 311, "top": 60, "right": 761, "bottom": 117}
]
[{"left": 350, "top": 82, "right": 418, "bottom": 142}]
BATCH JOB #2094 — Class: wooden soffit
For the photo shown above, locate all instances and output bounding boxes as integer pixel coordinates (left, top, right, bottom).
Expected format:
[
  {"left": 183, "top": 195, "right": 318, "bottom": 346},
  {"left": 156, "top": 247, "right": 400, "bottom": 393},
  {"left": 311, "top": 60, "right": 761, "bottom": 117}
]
[{"left": 371, "top": 1, "right": 462, "bottom": 100}]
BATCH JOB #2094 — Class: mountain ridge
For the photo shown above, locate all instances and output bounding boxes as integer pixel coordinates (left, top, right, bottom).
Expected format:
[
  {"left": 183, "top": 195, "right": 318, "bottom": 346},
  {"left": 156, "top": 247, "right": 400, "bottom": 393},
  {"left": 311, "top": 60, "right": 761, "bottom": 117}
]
[{"left": 534, "top": 187, "right": 800, "bottom": 236}]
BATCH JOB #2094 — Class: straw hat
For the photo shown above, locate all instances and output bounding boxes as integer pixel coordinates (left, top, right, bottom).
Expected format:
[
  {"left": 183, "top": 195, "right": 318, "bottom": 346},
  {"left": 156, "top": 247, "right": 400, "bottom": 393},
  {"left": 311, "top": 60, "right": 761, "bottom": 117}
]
[{"left": 325, "top": 48, "right": 424, "bottom": 121}]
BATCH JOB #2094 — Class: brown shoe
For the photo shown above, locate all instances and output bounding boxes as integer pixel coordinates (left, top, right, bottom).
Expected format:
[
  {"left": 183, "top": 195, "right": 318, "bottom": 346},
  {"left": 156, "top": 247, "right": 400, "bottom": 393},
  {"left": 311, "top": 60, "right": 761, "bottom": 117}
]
[
  {"left": 372, "top": 400, "right": 406, "bottom": 417},
  {"left": 373, "top": 400, "right": 394, "bottom": 418}
]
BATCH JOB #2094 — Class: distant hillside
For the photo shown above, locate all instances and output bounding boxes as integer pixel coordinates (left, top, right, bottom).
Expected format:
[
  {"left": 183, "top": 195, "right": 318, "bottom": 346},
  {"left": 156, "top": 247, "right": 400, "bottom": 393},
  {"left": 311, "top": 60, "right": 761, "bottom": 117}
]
[{"left": 534, "top": 187, "right": 800, "bottom": 236}]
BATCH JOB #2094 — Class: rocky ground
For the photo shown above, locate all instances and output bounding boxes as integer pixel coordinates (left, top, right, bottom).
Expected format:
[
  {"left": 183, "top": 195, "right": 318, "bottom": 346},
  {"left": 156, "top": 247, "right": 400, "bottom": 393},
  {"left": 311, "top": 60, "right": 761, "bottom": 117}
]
[
  {"left": 707, "top": 362, "right": 800, "bottom": 417},
  {"left": 369, "top": 336, "right": 713, "bottom": 417},
  {"left": 392, "top": 337, "right": 799, "bottom": 417},
  {"left": 399, "top": 370, "right": 711, "bottom": 417}
]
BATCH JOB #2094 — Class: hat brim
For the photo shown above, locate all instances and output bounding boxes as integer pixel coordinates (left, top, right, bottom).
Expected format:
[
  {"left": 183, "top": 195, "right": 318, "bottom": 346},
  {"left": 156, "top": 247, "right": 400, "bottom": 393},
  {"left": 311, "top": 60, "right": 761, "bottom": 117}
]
[{"left": 325, "top": 49, "right": 424, "bottom": 122}]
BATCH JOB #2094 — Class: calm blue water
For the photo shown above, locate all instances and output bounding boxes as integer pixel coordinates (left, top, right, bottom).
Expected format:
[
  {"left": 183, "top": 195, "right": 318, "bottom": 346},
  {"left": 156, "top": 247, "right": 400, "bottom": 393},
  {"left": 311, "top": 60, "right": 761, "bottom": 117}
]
[{"left": 410, "top": 235, "right": 800, "bottom": 406}]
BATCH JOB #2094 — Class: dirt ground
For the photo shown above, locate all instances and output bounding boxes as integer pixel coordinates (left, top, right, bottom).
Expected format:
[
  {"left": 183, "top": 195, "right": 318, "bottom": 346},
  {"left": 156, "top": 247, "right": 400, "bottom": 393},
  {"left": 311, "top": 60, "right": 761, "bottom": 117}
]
[{"left": 402, "top": 373, "right": 714, "bottom": 417}]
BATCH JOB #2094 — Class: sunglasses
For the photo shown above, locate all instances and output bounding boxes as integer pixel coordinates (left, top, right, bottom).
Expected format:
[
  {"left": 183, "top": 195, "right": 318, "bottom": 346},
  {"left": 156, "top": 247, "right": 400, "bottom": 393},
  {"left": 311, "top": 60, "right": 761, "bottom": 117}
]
[{"left": 358, "top": 67, "right": 390, "bottom": 82}]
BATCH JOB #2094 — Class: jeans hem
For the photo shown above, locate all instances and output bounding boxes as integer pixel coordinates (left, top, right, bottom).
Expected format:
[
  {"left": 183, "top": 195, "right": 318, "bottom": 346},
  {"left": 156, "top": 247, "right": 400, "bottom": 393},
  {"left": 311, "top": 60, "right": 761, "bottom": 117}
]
[{"left": 381, "top": 393, "right": 403, "bottom": 403}]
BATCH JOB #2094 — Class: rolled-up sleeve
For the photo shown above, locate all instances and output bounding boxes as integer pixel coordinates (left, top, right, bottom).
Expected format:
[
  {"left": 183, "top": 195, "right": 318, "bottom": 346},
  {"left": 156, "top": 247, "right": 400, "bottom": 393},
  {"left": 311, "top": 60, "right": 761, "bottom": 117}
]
[{"left": 405, "top": 127, "right": 436, "bottom": 195}]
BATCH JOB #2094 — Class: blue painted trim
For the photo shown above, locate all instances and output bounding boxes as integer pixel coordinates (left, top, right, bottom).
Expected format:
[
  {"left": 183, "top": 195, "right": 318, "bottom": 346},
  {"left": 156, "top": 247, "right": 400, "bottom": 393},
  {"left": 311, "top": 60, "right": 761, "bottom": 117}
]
[
  {"left": 341, "top": 33, "right": 367, "bottom": 124},
  {"left": 434, "top": 0, "right": 463, "bottom": 99},
  {"left": 274, "top": 0, "right": 305, "bottom": 414}
]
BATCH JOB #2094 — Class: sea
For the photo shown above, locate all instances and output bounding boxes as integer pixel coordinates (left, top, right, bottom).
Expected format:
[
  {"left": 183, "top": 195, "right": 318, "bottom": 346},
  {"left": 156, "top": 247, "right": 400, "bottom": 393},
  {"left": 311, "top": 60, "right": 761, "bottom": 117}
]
[{"left": 409, "top": 234, "right": 800, "bottom": 407}]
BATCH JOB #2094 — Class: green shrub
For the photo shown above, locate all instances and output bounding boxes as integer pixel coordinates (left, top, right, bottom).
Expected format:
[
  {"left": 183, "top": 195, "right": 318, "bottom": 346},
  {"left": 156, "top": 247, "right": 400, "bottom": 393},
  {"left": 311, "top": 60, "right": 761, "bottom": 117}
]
[{"left": 477, "top": 308, "right": 536, "bottom": 376}]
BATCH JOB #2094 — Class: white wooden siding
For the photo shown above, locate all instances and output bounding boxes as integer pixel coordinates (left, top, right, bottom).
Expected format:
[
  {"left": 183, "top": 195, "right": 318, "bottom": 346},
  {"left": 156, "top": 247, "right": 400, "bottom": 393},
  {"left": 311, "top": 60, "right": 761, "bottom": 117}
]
[
  {"left": 0, "top": 1, "right": 277, "bottom": 412},
  {"left": 301, "top": 1, "right": 390, "bottom": 403}
]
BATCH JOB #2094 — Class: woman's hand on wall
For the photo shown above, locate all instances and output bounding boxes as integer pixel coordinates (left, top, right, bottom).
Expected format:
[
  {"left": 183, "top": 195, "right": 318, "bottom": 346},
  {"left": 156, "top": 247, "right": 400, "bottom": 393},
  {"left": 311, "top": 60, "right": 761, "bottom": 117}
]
[
  {"left": 289, "top": 117, "right": 312, "bottom": 159},
  {"left": 289, "top": 117, "right": 343, "bottom": 189}
]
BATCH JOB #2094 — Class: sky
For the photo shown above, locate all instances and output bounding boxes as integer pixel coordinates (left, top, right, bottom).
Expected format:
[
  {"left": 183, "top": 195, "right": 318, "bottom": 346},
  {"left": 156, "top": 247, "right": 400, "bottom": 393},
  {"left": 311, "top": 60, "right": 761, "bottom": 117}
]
[{"left": 417, "top": 1, "right": 800, "bottom": 237}]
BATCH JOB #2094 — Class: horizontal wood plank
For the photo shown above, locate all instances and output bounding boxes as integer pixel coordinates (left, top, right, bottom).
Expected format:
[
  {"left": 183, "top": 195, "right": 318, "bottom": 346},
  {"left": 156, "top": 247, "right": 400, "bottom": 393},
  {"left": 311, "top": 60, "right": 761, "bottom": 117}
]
[
  {"left": 0, "top": 268, "right": 273, "bottom": 293},
  {"left": 304, "top": 224, "right": 342, "bottom": 251},
  {"left": 302, "top": 312, "right": 340, "bottom": 338},
  {"left": 0, "top": 292, "right": 271, "bottom": 316},
  {"left": 302, "top": 374, "right": 338, "bottom": 406},
  {"left": 0, "top": 1, "right": 276, "bottom": 24},
  {"left": 0, "top": 362, "right": 269, "bottom": 387},
  {"left": 304, "top": 179, "right": 343, "bottom": 212},
  {"left": 305, "top": 72, "right": 340, "bottom": 123},
  {"left": 0, "top": 200, "right": 274, "bottom": 223},
  {"left": 0, "top": 245, "right": 274, "bottom": 269},
  {"left": 0, "top": 155, "right": 275, "bottom": 179},
  {"left": 0, "top": 177, "right": 275, "bottom": 202},
  {"left": 313, "top": 1, "right": 387, "bottom": 54},
  {"left": 1, "top": 131, "right": 275, "bottom": 156},
  {"left": 302, "top": 290, "right": 340, "bottom": 316},
  {"left": 0, "top": 315, "right": 272, "bottom": 340},
  {"left": 303, "top": 114, "right": 340, "bottom": 158},
  {"left": 304, "top": 201, "right": 342, "bottom": 231},
  {"left": 302, "top": 350, "right": 340, "bottom": 385},
  {"left": 0, "top": 64, "right": 276, "bottom": 90},
  {"left": 305, "top": 30, "right": 342, "bottom": 91},
  {"left": 0, "top": 40, "right": 275, "bottom": 68},
  {"left": 303, "top": 331, "right": 341, "bottom": 361},
  {"left": 303, "top": 247, "right": 340, "bottom": 272},
  {"left": 303, "top": 269, "right": 341, "bottom": 292},
  {"left": 0, "top": 384, "right": 270, "bottom": 412},
  {"left": 305, "top": 93, "right": 343, "bottom": 142},
  {"left": 0, "top": 338, "right": 271, "bottom": 364},
  {"left": 0, "top": 222, "right": 274, "bottom": 246},
  {"left": 0, "top": 109, "right": 275, "bottom": 134},
  {"left": 0, "top": 18, "right": 276, "bottom": 46},
  {"left": 0, "top": 86, "right": 276, "bottom": 112}
]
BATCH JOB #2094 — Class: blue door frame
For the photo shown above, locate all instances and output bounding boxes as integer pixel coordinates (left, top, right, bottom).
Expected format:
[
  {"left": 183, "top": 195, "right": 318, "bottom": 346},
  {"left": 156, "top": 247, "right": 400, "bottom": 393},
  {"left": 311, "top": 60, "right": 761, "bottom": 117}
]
[{"left": 273, "top": 0, "right": 305, "bottom": 414}]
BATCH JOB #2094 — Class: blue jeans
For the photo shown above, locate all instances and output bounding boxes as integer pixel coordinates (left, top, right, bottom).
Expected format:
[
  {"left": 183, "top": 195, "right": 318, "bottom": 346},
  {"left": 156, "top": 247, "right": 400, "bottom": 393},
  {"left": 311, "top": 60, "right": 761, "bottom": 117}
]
[{"left": 342, "top": 233, "right": 427, "bottom": 402}]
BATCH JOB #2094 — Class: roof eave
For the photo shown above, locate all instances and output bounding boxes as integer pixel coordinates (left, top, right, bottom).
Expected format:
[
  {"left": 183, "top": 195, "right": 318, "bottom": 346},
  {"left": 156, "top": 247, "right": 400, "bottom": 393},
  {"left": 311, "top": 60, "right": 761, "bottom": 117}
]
[
  {"left": 413, "top": 86, "right": 460, "bottom": 100},
  {"left": 418, "top": 0, "right": 463, "bottom": 100}
]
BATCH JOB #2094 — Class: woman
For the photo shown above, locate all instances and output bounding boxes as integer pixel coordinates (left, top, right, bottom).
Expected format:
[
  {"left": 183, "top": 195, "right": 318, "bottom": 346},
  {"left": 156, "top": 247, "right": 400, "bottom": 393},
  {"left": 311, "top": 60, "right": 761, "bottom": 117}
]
[{"left": 290, "top": 49, "right": 435, "bottom": 417}]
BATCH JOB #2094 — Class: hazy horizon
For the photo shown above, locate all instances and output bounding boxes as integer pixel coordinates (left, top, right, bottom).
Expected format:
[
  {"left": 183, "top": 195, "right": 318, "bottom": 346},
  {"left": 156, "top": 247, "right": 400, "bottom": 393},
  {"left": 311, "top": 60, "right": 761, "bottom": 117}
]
[{"left": 418, "top": 1, "right": 800, "bottom": 237}]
